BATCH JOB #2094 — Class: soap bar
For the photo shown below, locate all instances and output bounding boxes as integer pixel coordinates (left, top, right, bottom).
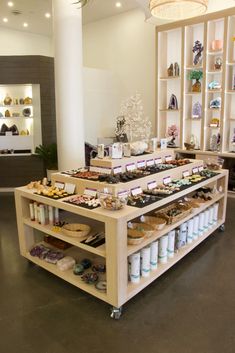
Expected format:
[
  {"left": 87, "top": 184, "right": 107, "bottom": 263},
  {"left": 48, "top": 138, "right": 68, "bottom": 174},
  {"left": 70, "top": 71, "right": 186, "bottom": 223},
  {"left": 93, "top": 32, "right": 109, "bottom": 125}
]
[{"left": 57, "top": 256, "right": 76, "bottom": 271}]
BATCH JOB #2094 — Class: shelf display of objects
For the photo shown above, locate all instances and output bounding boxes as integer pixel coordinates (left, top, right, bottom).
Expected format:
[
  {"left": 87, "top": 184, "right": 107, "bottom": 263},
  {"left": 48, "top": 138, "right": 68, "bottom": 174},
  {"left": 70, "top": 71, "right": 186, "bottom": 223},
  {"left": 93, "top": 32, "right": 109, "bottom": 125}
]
[
  {"left": 15, "top": 152, "right": 228, "bottom": 318},
  {"left": 0, "top": 84, "right": 42, "bottom": 154},
  {"left": 156, "top": 8, "right": 235, "bottom": 157}
]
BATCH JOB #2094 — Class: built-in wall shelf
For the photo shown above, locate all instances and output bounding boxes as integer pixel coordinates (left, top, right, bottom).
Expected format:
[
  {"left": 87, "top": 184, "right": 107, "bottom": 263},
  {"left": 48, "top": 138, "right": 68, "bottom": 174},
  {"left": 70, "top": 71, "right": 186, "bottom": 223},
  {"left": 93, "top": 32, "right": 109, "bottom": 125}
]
[{"left": 156, "top": 7, "right": 235, "bottom": 156}]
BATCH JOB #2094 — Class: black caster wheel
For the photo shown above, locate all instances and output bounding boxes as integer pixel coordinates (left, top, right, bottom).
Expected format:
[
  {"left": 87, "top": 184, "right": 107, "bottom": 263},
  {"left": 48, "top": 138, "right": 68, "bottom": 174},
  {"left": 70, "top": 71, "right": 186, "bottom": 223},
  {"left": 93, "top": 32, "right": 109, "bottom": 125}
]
[
  {"left": 110, "top": 306, "right": 122, "bottom": 320},
  {"left": 219, "top": 224, "right": 225, "bottom": 232}
]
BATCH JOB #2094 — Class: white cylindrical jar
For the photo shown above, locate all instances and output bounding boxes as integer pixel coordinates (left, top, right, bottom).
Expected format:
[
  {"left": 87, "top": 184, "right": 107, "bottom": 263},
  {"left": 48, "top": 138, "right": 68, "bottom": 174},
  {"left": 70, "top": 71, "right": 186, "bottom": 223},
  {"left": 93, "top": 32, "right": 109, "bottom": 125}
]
[
  {"left": 150, "top": 241, "right": 159, "bottom": 270},
  {"left": 158, "top": 235, "right": 168, "bottom": 264},
  {"left": 29, "top": 202, "right": 35, "bottom": 221},
  {"left": 187, "top": 219, "right": 194, "bottom": 243},
  {"left": 141, "top": 247, "right": 151, "bottom": 277},
  {"left": 213, "top": 203, "right": 219, "bottom": 223},
  {"left": 48, "top": 206, "right": 54, "bottom": 225},
  {"left": 177, "top": 222, "right": 187, "bottom": 248},
  {"left": 199, "top": 212, "right": 205, "bottom": 236},
  {"left": 204, "top": 209, "right": 210, "bottom": 231},
  {"left": 167, "top": 230, "right": 175, "bottom": 258},
  {"left": 209, "top": 206, "right": 214, "bottom": 228},
  {"left": 128, "top": 252, "right": 140, "bottom": 283},
  {"left": 193, "top": 215, "right": 199, "bottom": 240},
  {"left": 39, "top": 204, "right": 46, "bottom": 225}
]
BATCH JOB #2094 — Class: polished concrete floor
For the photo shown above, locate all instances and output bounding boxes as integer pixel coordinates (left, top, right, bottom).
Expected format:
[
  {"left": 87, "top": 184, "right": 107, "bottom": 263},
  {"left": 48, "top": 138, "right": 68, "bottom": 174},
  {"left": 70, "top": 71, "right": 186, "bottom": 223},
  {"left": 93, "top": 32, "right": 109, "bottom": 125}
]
[{"left": 0, "top": 193, "right": 235, "bottom": 353}]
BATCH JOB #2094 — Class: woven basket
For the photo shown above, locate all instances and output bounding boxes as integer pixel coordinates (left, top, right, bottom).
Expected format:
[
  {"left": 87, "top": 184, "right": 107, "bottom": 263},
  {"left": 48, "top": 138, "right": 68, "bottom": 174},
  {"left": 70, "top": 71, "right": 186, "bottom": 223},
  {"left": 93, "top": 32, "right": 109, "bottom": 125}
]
[
  {"left": 140, "top": 216, "right": 166, "bottom": 231},
  {"left": 128, "top": 222, "right": 155, "bottom": 238},
  {"left": 155, "top": 202, "right": 192, "bottom": 225},
  {"left": 61, "top": 223, "right": 91, "bottom": 238}
]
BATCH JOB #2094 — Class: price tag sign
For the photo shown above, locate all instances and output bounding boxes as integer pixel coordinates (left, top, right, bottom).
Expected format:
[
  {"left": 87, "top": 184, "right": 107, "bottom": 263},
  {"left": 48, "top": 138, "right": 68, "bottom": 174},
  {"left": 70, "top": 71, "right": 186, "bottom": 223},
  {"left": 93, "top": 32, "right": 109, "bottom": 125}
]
[
  {"left": 131, "top": 186, "right": 142, "bottom": 196},
  {"left": 64, "top": 183, "right": 76, "bottom": 194},
  {"left": 155, "top": 157, "right": 162, "bottom": 165},
  {"left": 163, "top": 176, "right": 171, "bottom": 185},
  {"left": 84, "top": 188, "right": 97, "bottom": 198},
  {"left": 101, "top": 167, "right": 112, "bottom": 175},
  {"left": 137, "top": 160, "right": 146, "bottom": 169},
  {"left": 165, "top": 155, "right": 173, "bottom": 162},
  {"left": 113, "top": 166, "right": 122, "bottom": 175},
  {"left": 192, "top": 167, "right": 199, "bottom": 174},
  {"left": 182, "top": 170, "right": 190, "bottom": 178},
  {"left": 118, "top": 190, "right": 129, "bottom": 197},
  {"left": 146, "top": 159, "right": 154, "bottom": 167},
  {"left": 54, "top": 181, "right": 65, "bottom": 190},
  {"left": 126, "top": 163, "right": 136, "bottom": 172},
  {"left": 147, "top": 181, "right": 157, "bottom": 190},
  {"left": 199, "top": 165, "right": 204, "bottom": 172}
]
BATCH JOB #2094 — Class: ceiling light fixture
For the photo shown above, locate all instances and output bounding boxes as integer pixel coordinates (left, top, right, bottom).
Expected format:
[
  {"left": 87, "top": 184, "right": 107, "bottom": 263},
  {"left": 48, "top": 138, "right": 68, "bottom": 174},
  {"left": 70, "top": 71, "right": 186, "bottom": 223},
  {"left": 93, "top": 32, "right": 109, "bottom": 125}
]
[
  {"left": 7, "top": 1, "right": 14, "bottom": 7},
  {"left": 149, "top": 0, "right": 208, "bottom": 20},
  {"left": 116, "top": 2, "right": 122, "bottom": 8},
  {"left": 45, "top": 12, "right": 51, "bottom": 18},
  {"left": 23, "top": 22, "right": 28, "bottom": 27},
  {"left": 3, "top": 18, "right": 8, "bottom": 22}
]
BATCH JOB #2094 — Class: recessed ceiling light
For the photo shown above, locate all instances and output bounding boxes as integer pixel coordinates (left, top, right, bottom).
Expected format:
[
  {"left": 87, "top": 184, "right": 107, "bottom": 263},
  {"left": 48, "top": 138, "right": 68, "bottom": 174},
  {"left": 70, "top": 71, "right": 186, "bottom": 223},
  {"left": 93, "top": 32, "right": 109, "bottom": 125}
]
[
  {"left": 23, "top": 22, "right": 28, "bottom": 27},
  {"left": 115, "top": 2, "right": 122, "bottom": 8},
  {"left": 7, "top": 1, "right": 14, "bottom": 7},
  {"left": 45, "top": 12, "right": 51, "bottom": 18},
  {"left": 3, "top": 18, "right": 8, "bottom": 23}
]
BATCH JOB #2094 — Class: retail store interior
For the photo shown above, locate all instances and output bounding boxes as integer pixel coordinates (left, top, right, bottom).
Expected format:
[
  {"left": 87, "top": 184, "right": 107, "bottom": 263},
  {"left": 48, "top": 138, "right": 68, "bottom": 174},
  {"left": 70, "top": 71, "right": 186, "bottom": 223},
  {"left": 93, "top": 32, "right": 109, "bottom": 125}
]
[{"left": 1, "top": 1, "right": 235, "bottom": 352}]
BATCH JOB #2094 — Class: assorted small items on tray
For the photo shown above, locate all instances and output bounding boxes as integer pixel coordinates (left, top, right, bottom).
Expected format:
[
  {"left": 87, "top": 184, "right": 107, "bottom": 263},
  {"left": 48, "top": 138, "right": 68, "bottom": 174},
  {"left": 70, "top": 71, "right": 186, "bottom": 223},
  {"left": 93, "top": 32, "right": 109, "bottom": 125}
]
[
  {"left": 29, "top": 243, "right": 106, "bottom": 291},
  {"left": 64, "top": 194, "right": 101, "bottom": 209},
  {"left": 27, "top": 178, "right": 75, "bottom": 199}
]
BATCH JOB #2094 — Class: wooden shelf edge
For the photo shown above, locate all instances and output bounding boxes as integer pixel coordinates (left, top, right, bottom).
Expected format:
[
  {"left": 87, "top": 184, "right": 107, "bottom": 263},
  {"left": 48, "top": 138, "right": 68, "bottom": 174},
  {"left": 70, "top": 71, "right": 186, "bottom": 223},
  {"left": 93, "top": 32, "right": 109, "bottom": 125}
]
[
  {"left": 23, "top": 218, "right": 106, "bottom": 258},
  {"left": 127, "top": 193, "right": 224, "bottom": 256},
  {"left": 127, "top": 220, "right": 224, "bottom": 300}
]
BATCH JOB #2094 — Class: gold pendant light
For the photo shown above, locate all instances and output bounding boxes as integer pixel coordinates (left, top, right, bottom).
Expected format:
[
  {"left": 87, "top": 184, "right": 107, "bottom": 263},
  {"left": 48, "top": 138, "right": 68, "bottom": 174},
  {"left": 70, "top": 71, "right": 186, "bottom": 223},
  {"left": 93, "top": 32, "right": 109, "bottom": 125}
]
[{"left": 150, "top": 0, "right": 208, "bottom": 20}]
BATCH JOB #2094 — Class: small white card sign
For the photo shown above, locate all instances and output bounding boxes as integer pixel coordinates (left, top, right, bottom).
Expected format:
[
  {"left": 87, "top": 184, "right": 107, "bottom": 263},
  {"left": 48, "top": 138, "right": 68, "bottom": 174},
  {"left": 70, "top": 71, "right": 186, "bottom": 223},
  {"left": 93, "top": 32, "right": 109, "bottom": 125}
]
[
  {"left": 192, "top": 167, "right": 199, "bottom": 174},
  {"left": 160, "top": 138, "right": 168, "bottom": 149},
  {"left": 113, "top": 166, "right": 122, "bottom": 175},
  {"left": 64, "top": 183, "right": 76, "bottom": 194},
  {"left": 147, "top": 181, "right": 157, "bottom": 190},
  {"left": 165, "top": 155, "right": 173, "bottom": 162},
  {"left": 54, "top": 181, "right": 65, "bottom": 190},
  {"left": 155, "top": 157, "right": 162, "bottom": 165},
  {"left": 126, "top": 163, "right": 136, "bottom": 172},
  {"left": 198, "top": 165, "right": 204, "bottom": 172},
  {"left": 146, "top": 159, "right": 154, "bottom": 167},
  {"left": 137, "top": 160, "right": 146, "bottom": 169},
  {"left": 84, "top": 188, "right": 97, "bottom": 197},
  {"left": 182, "top": 170, "right": 190, "bottom": 178},
  {"left": 163, "top": 176, "right": 171, "bottom": 185},
  {"left": 131, "top": 186, "right": 142, "bottom": 196}
]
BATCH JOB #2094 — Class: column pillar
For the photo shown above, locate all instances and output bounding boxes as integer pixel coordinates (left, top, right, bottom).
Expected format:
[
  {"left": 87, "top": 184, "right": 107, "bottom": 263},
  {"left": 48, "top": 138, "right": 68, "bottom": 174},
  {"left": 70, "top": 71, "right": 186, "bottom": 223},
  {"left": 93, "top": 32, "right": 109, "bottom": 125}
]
[{"left": 52, "top": 0, "right": 85, "bottom": 170}]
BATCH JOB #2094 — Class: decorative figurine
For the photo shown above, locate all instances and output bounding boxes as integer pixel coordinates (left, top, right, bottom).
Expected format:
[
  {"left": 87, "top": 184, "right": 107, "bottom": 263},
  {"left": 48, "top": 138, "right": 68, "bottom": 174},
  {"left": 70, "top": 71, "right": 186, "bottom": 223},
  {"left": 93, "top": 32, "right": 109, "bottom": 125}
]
[
  {"left": 22, "top": 108, "right": 31, "bottom": 117},
  {"left": 174, "top": 62, "right": 180, "bottom": 77},
  {"left": 214, "top": 57, "right": 222, "bottom": 70},
  {"left": 115, "top": 116, "right": 128, "bottom": 142},
  {"left": 167, "top": 63, "right": 174, "bottom": 77},
  {"left": 209, "top": 97, "right": 221, "bottom": 109},
  {"left": 190, "top": 134, "right": 199, "bottom": 150},
  {"left": 5, "top": 110, "right": 10, "bottom": 117},
  {"left": 210, "top": 133, "right": 218, "bottom": 151},
  {"left": 168, "top": 94, "right": 178, "bottom": 110},
  {"left": 192, "top": 102, "right": 202, "bottom": 119},
  {"left": 188, "top": 70, "right": 203, "bottom": 92},
  {"left": 209, "top": 118, "right": 220, "bottom": 127},
  {"left": 4, "top": 94, "right": 12, "bottom": 106},
  {"left": 208, "top": 80, "right": 221, "bottom": 90},
  {"left": 167, "top": 124, "right": 179, "bottom": 147},
  {"left": 192, "top": 40, "right": 204, "bottom": 66},
  {"left": 211, "top": 39, "right": 223, "bottom": 51}
]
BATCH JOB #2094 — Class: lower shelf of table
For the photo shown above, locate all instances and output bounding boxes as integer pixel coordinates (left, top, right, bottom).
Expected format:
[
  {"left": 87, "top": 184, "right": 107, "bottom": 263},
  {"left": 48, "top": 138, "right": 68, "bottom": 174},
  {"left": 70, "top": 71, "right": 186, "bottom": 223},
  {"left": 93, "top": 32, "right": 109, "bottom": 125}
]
[
  {"left": 127, "top": 219, "right": 223, "bottom": 301},
  {"left": 23, "top": 248, "right": 108, "bottom": 304}
]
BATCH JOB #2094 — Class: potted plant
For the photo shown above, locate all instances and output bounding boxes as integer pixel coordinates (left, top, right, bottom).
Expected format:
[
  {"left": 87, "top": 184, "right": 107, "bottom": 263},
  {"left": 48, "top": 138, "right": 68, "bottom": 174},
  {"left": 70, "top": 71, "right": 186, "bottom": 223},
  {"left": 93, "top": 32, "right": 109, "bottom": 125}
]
[
  {"left": 35, "top": 143, "right": 58, "bottom": 181},
  {"left": 188, "top": 70, "right": 203, "bottom": 92}
]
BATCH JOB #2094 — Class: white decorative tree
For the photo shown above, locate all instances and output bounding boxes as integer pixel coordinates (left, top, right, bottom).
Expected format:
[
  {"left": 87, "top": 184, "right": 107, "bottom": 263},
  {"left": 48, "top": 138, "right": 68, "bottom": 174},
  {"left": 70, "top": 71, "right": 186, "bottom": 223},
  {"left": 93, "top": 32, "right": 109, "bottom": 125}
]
[{"left": 118, "top": 93, "right": 152, "bottom": 142}]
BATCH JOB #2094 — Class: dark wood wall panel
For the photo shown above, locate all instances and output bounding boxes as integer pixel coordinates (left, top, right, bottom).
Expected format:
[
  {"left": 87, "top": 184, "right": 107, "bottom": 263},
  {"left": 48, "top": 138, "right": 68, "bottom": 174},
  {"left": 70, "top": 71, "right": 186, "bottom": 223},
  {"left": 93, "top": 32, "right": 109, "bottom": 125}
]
[{"left": 0, "top": 56, "right": 56, "bottom": 188}]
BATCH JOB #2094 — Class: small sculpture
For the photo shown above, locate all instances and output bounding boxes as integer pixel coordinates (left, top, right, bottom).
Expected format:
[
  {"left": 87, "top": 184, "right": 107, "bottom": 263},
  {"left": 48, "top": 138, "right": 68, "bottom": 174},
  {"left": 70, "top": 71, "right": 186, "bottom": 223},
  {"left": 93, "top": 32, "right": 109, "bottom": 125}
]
[
  {"left": 167, "top": 124, "right": 179, "bottom": 147},
  {"left": 208, "top": 80, "right": 221, "bottom": 90},
  {"left": 168, "top": 94, "right": 178, "bottom": 110},
  {"left": 192, "top": 102, "right": 202, "bottom": 119},
  {"left": 22, "top": 108, "right": 31, "bottom": 117},
  {"left": 115, "top": 115, "right": 128, "bottom": 142},
  {"left": 5, "top": 110, "right": 11, "bottom": 117},
  {"left": 209, "top": 97, "right": 221, "bottom": 109},
  {"left": 190, "top": 134, "right": 199, "bottom": 149},
  {"left": 167, "top": 63, "right": 174, "bottom": 77},
  {"left": 24, "top": 97, "right": 32, "bottom": 105},
  {"left": 188, "top": 70, "right": 203, "bottom": 92},
  {"left": 192, "top": 40, "right": 204, "bottom": 66},
  {"left": 214, "top": 57, "right": 222, "bottom": 70},
  {"left": 210, "top": 134, "right": 218, "bottom": 151},
  {"left": 174, "top": 62, "right": 180, "bottom": 77},
  {"left": 4, "top": 94, "right": 12, "bottom": 106},
  {"left": 209, "top": 118, "right": 220, "bottom": 127}
]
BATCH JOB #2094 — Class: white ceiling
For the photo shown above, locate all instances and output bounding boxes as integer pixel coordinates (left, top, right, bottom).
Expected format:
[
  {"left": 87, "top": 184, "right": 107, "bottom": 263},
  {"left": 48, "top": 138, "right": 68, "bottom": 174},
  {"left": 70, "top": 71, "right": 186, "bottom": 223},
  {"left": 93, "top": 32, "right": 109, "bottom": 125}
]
[{"left": 0, "top": 0, "right": 235, "bottom": 36}]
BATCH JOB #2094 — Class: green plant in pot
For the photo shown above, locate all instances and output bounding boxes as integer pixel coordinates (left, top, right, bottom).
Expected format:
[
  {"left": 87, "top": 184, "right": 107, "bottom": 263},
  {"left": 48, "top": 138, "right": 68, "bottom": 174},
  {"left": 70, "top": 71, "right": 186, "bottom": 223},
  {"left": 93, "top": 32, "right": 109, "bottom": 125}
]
[
  {"left": 188, "top": 70, "right": 203, "bottom": 92},
  {"left": 35, "top": 143, "right": 58, "bottom": 181}
]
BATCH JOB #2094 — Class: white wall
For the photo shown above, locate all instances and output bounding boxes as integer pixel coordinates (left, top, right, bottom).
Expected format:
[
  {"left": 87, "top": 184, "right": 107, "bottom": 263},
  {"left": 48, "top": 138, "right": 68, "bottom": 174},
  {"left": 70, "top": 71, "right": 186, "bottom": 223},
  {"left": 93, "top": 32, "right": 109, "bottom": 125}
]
[
  {"left": 83, "top": 9, "right": 156, "bottom": 136},
  {"left": 0, "top": 26, "right": 53, "bottom": 56}
]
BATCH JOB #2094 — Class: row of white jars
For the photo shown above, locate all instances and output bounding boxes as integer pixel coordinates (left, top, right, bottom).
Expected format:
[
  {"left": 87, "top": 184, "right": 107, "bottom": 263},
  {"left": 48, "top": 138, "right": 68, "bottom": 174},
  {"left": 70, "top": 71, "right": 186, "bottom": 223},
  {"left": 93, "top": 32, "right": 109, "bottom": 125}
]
[{"left": 128, "top": 202, "right": 219, "bottom": 284}]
